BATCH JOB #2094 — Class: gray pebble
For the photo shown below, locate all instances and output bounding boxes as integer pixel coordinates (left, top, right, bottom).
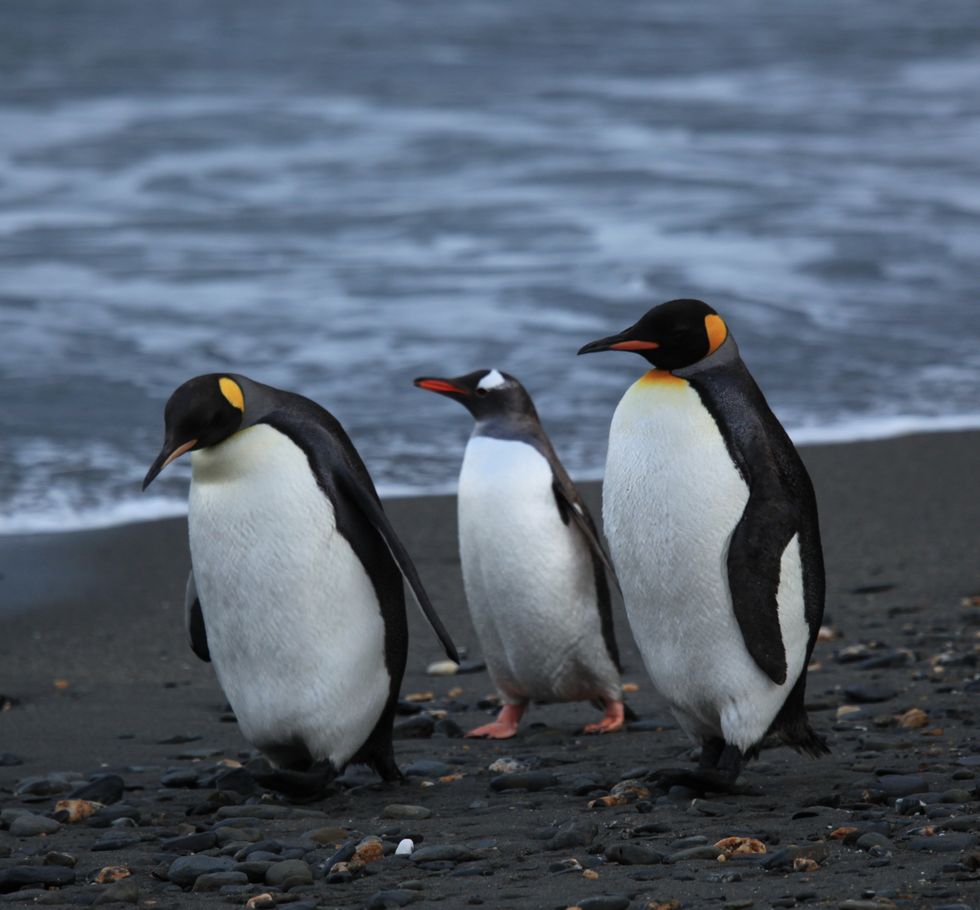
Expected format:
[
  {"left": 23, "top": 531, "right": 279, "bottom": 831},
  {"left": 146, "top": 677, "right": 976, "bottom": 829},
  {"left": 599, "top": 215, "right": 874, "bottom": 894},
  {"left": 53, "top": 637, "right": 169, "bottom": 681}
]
[
  {"left": 264, "top": 859, "right": 313, "bottom": 887},
  {"left": 605, "top": 843, "right": 666, "bottom": 865},
  {"left": 191, "top": 871, "right": 249, "bottom": 892},
  {"left": 160, "top": 768, "right": 199, "bottom": 788},
  {"left": 393, "top": 715, "right": 435, "bottom": 739},
  {"left": 91, "top": 830, "right": 141, "bottom": 852},
  {"left": 546, "top": 819, "right": 596, "bottom": 851},
  {"left": 8, "top": 813, "right": 61, "bottom": 837},
  {"left": 0, "top": 754, "right": 23, "bottom": 767},
  {"left": 489, "top": 771, "right": 558, "bottom": 792},
  {"left": 68, "top": 775, "right": 124, "bottom": 805},
  {"left": 167, "top": 855, "right": 236, "bottom": 887},
  {"left": 875, "top": 774, "right": 929, "bottom": 796},
  {"left": 215, "top": 804, "right": 290, "bottom": 820},
  {"left": 383, "top": 804, "right": 432, "bottom": 820},
  {"left": 576, "top": 897, "right": 631, "bottom": 910},
  {"left": 402, "top": 760, "right": 452, "bottom": 777},
  {"left": 669, "top": 835, "right": 708, "bottom": 849},
  {"left": 161, "top": 831, "right": 217, "bottom": 852},
  {"left": 940, "top": 789, "right": 972, "bottom": 803},
  {"left": 93, "top": 877, "right": 139, "bottom": 905},
  {"left": 844, "top": 684, "right": 898, "bottom": 703},
  {"left": 0, "top": 866, "right": 76, "bottom": 894},
  {"left": 42, "top": 852, "right": 76, "bottom": 868},
  {"left": 669, "top": 845, "right": 722, "bottom": 862},
  {"left": 855, "top": 832, "right": 893, "bottom": 851},
  {"left": 232, "top": 860, "right": 273, "bottom": 882},
  {"left": 908, "top": 832, "right": 977, "bottom": 853}
]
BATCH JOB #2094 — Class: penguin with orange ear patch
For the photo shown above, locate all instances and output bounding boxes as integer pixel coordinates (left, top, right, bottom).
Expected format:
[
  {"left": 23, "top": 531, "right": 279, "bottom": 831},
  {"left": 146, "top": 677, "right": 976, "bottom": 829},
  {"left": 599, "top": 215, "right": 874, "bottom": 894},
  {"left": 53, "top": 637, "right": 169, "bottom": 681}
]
[
  {"left": 579, "top": 299, "right": 828, "bottom": 788},
  {"left": 143, "top": 373, "right": 458, "bottom": 796}
]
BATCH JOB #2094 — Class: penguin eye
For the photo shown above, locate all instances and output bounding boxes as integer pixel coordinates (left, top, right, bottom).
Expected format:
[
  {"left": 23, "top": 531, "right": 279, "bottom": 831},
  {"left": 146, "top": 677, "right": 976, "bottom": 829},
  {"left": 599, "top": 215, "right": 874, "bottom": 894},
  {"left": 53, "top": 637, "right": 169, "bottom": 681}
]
[{"left": 475, "top": 387, "right": 489, "bottom": 397}]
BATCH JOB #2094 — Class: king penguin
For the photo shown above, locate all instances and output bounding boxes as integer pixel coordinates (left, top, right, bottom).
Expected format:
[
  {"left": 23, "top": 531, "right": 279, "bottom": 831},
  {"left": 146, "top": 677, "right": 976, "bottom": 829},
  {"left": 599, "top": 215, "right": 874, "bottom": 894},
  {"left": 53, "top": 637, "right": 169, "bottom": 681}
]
[
  {"left": 414, "top": 368, "right": 628, "bottom": 738},
  {"left": 143, "top": 373, "right": 458, "bottom": 790},
  {"left": 578, "top": 300, "right": 828, "bottom": 785}
]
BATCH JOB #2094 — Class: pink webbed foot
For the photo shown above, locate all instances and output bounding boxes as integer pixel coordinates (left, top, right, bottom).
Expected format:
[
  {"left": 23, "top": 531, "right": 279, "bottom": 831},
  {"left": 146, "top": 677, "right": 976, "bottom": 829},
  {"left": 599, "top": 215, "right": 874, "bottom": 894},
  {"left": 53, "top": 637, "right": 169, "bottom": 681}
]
[
  {"left": 465, "top": 703, "right": 525, "bottom": 739},
  {"left": 582, "top": 699, "right": 626, "bottom": 734}
]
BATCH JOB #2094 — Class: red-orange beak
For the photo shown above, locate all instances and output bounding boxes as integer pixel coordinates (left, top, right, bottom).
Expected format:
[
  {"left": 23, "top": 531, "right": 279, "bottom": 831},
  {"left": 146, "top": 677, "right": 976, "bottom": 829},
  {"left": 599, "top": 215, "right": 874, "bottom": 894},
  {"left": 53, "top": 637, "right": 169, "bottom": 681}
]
[{"left": 414, "top": 377, "right": 469, "bottom": 396}]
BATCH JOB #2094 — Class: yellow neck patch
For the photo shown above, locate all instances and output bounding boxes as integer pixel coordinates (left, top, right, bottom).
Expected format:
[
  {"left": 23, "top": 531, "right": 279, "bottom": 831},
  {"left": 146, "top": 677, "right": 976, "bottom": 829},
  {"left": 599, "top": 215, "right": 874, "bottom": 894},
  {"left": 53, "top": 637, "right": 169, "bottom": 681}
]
[
  {"left": 638, "top": 369, "right": 687, "bottom": 387},
  {"left": 219, "top": 377, "right": 245, "bottom": 412},
  {"left": 705, "top": 314, "right": 728, "bottom": 355}
]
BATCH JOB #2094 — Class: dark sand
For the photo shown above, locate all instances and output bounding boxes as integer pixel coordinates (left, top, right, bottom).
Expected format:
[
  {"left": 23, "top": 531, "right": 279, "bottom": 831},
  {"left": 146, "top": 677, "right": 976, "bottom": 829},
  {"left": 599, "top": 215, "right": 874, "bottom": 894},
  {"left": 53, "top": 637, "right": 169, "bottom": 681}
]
[{"left": 1, "top": 431, "right": 978, "bottom": 909}]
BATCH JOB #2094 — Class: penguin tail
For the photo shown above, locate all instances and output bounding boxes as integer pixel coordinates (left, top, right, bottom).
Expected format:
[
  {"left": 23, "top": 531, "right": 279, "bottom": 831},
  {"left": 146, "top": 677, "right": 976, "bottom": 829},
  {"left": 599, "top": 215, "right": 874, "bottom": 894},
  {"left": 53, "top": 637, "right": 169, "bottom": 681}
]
[{"left": 782, "top": 723, "right": 831, "bottom": 758}]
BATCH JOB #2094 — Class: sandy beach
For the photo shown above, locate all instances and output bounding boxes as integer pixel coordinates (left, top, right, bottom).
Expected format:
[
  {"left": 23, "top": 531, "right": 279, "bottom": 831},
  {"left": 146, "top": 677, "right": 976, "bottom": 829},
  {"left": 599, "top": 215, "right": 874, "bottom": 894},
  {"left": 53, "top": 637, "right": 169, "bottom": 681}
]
[{"left": 1, "top": 430, "right": 977, "bottom": 909}]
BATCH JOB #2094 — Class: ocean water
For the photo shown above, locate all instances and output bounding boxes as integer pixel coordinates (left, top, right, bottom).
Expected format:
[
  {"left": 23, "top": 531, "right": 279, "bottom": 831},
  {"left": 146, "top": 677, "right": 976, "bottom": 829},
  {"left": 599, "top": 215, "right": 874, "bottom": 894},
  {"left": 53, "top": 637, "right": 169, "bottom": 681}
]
[{"left": 1, "top": 0, "right": 978, "bottom": 535}]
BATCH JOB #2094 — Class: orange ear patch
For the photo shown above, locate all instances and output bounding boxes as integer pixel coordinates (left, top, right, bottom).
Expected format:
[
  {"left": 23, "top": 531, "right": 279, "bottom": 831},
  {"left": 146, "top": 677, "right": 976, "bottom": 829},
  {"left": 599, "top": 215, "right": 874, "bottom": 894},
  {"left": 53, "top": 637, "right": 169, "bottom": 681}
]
[
  {"left": 219, "top": 377, "right": 245, "bottom": 412},
  {"left": 705, "top": 314, "right": 728, "bottom": 354}
]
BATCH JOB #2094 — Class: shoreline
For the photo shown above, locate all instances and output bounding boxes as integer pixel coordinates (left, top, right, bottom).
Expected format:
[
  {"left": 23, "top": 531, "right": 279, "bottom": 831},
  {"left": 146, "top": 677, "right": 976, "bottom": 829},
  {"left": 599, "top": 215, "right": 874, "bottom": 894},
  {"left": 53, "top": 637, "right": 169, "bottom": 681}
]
[{"left": 0, "top": 429, "right": 977, "bottom": 908}]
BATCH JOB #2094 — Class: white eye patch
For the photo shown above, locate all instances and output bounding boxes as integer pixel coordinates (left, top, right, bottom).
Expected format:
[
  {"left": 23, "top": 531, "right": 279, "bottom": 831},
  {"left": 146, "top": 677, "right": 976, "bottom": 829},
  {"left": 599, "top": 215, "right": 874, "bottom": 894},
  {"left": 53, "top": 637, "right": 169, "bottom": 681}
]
[{"left": 477, "top": 369, "right": 507, "bottom": 391}]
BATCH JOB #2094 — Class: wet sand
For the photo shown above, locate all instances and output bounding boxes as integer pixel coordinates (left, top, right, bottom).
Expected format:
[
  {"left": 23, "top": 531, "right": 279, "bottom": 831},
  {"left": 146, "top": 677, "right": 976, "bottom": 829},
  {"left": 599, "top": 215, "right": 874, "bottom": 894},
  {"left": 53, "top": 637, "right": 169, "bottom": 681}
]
[{"left": 1, "top": 431, "right": 977, "bottom": 908}]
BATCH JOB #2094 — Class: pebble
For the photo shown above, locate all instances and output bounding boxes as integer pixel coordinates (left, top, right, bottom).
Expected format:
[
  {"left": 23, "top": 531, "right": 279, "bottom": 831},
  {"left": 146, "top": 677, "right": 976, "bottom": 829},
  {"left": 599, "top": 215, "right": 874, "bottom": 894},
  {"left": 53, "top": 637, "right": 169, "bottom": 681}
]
[
  {"left": 411, "top": 845, "right": 477, "bottom": 864},
  {"left": 855, "top": 832, "right": 893, "bottom": 851},
  {"left": 425, "top": 659, "right": 459, "bottom": 676},
  {"left": 304, "top": 826, "right": 348, "bottom": 845},
  {"left": 383, "top": 804, "right": 432, "bottom": 820},
  {"left": 393, "top": 715, "right": 435, "bottom": 739},
  {"left": 91, "top": 830, "right": 141, "bottom": 851},
  {"left": 402, "top": 760, "right": 453, "bottom": 777},
  {"left": 489, "top": 771, "right": 558, "bottom": 792},
  {"left": 52, "top": 799, "right": 102, "bottom": 823},
  {"left": 396, "top": 839, "right": 414, "bottom": 856},
  {"left": 434, "top": 717, "right": 465, "bottom": 738},
  {"left": 0, "top": 867, "right": 76, "bottom": 894},
  {"left": 874, "top": 774, "right": 929, "bottom": 796},
  {"left": 8, "top": 813, "right": 61, "bottom": 837},
  {"left": 68, "top": 775, "right": 124, "bottom": 805},
  {"left": 160, "top": 768, "right": 199, "bottom": 788},
  {"left": 487, "top": 757, "right": 535, "bottom": 774},
  {"left": 192, "top": 871, "right": 249, "bottom": 892},
  {"left": 215, "top": 804, "right": 290, "bottom": 820},
  {"left": 908, "top": 833, "right": 977, "bottom": 853},
  {"left": 42, "top": 852, "right": 76, "bottom": 868},
  {"left": 546, "top": 819, "right": 597, "bottom": 851},
  {"left": 844, "top": 684, "right": 898, "bottom": 704},
  {"left": 366, "top": 889, "right": 420, "bottom": 908},
  {"left": 0, "top": 754, "right": 23, "bottom": 767},
  {"left": 234, "top": 861, "right": 274, "bottom": 882},
  {"left": 605, "top": 843, "right": 666, "bottom": 865},
  {"left": 93, "top": 877, "right": 139, "bottom": 905},
  {"left": 14, "top": 773, "right": 81, "bottom": 798},
  {"left": 669, "top": 845, "right": 723, "bottom": 862},
  {"left": 574, "top": 896, "right": 630, "bottom": 910},
  {"left": 167, "top": 855, "right": 236, "bottom": 886},
  {"left": 264, "top": 859, "right": 313, "bottom": 887}
]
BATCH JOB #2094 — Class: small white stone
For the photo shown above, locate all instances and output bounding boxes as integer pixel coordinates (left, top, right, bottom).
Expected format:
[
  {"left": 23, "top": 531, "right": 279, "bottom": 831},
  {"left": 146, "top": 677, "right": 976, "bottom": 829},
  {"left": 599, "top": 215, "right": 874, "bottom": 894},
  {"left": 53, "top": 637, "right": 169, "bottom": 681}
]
[
  {"left": 426, "top": 659, "right": 459, "bottom": 676},
  {"left": 395, "top": 838, "right": 414, "bottom": 856}
]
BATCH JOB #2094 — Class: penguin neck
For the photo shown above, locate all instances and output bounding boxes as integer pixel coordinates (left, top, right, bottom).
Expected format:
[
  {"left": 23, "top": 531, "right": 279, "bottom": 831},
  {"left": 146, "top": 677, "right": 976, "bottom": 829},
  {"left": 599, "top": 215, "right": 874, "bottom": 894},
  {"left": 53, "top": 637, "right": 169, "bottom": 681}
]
[
  {"left": 471, "top": 413, "right": 541, "bottom": 446},
  {"left": 673, "top": 333, "right": 740, "bottom": 379}
]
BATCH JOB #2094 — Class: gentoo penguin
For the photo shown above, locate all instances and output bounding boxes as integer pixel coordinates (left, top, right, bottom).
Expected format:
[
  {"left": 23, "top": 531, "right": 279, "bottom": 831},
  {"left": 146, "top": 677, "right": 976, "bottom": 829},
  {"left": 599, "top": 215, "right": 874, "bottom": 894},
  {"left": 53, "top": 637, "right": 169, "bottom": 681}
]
[
  {"left": 143, "top": 373, "right": 458, "bottom": 790},
  {"left": 578, "top": 300, "right": 827, "bottom": 784},
  {"left": 414, "top": 368, "right": 628, "bottom": 738}
]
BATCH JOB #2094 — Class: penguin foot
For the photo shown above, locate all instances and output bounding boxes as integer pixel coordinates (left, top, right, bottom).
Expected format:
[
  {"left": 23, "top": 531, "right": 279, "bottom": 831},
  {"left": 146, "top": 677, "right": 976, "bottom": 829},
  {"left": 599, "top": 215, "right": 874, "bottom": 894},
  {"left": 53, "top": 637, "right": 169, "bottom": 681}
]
[
  {"left": 247, "top": 759, "right": 338, "bottom": 803},
  {"left": 582, "top": 699, "right": 626, "bottom": 734},
  {"left": 648, "top": 767, "right": 751, "bottom": 796},
  {"left": 465, "top": 703, "right": 525, "bottom": 739}
]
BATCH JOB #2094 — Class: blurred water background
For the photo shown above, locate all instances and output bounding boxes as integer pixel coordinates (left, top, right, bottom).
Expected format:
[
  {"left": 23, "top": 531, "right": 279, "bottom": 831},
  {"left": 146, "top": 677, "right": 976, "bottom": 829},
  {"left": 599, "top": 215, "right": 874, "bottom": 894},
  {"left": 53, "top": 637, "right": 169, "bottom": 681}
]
[{"left": 1, "top": 0, "right": 978, "bottom": 534}]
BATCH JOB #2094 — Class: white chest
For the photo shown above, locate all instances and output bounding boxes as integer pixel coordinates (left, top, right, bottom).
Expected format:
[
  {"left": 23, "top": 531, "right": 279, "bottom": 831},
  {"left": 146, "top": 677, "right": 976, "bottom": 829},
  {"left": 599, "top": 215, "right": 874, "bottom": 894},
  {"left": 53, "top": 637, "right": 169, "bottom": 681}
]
[{"left": 187, "top": 424, "right": 388, "bottom": 767}]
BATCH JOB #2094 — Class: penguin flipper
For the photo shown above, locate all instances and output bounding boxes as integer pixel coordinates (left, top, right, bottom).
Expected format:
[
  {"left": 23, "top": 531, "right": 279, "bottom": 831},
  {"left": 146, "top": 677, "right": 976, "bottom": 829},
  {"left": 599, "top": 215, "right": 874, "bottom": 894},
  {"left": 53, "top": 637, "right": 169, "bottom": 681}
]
[
  {"left": 726, "top": 495, "right": 796, "bottom": 685},
  {"left": 551, "top": 479, "right": 622, "bottom": 596},
  {"left": 335, "top": 469, "right": 460, "bottom": 664},
  {"left": 184, "top": 570, "right": 211, "bottom": 663}
]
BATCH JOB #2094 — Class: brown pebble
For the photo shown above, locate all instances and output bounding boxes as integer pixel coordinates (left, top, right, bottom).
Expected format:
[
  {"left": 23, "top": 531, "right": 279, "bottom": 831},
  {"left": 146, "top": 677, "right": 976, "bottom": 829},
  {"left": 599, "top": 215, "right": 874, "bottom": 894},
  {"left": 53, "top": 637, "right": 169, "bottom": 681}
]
[
  {"left": 354, "top": 842, "right": 384, "bottom": 865},
  {"left": 245, "top": 895, "right": 276, "bottom": 910},
  {"left": 896, "top": 707, "right": 928, "bottom": 729},
  {"left": 714, "top": 836, "right": 766, "bottom": 856},
  {"left": 404, "top": 691, "right": 434, "bottom": 702},
  {"left": 794, "top": 856, "right": 820, "bottom": 872},
  {"left": 447, "top": 687, "right": 464, "bottom": 698},
  {"left": 622, "top": 682, "right": 640, "bottom": 693},
  {"left": 54, "top": 799, "right": 103, "bottom": 823},
  {"left": 582, "top": 869, "right": 599, "bottom": 880},
  {"left": 95, "top": 866, "right": 131, "bottom": 884},
  {"left": 588, "top": 794, "right": 628, "bottom": 808},
  {"left": 830, "top": 827, "right": 857, "bottom": 839}
]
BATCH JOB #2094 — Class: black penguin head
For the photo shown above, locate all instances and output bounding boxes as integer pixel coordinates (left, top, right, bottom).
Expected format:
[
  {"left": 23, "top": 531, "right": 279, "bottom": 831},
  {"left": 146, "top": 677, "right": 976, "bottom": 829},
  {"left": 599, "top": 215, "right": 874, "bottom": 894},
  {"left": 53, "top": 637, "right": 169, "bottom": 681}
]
[
  {"left": 413, "top": 369, "right": 536, "bottom": 422},
  {"left": 577, "top": 299, "right": 729, "bottom": 370},
  {"left": 142, "top": 374, "right": 246, "bottom": 490}
]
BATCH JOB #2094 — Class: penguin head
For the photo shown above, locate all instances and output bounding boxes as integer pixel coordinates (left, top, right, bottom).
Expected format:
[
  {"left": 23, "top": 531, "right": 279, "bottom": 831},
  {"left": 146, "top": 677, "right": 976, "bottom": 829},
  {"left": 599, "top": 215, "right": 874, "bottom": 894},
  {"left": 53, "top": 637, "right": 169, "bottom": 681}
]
[
  {"left": 577, "top": 299, "right": 728, "bottom": 371},
  {"left": 143, "top": 374, "right": 246, "bottom": 489},
  {"left": 413, "top": 369, "right": 535, "bottom": 422}
]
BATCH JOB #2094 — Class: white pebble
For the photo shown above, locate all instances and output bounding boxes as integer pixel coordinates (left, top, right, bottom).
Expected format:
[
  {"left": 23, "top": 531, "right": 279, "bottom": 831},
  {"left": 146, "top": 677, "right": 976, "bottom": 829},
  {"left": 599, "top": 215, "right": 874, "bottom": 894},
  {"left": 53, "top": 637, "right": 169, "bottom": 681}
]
[
  {"left": 426, "top": 659, "right": 459, "bottom": 676},
  {"left": 395, "top": 838, "right": 414, "bottom": 856}
]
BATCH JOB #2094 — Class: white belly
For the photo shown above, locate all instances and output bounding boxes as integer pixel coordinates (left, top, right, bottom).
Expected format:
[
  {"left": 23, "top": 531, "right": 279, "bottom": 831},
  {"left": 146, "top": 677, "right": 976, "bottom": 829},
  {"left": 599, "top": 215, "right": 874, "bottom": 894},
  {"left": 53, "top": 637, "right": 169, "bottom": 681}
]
[
  {"left": 603, "top": 373, "right": 807, "bottom": 750},
  {"left": 188, "top": 424, "right": 389, "bottom": 769},
  {"left": 458, "top": 435, "right": 620, "bottom": 704}
]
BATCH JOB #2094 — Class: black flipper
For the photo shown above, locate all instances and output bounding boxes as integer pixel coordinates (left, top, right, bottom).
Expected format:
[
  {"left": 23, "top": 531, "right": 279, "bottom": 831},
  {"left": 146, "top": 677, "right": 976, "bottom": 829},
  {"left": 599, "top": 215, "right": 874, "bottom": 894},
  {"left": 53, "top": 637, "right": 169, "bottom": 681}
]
[
  {"left": 551, "top": 478, "right": 622, "bottom": 596},
  {"left": 686, "top": 354, "right": 823, "bottom": 687},
  {"left": 184, "top": 571, "right": 210, "bottom": 663},
  {"left": 335, "top": 468, "right": 459, "bottom": 664}
]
